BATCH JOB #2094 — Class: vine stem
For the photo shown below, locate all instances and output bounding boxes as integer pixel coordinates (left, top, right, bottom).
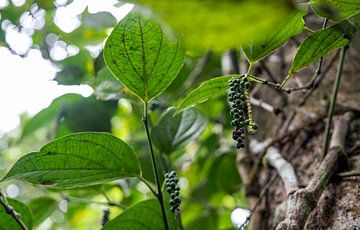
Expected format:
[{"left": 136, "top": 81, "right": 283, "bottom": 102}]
[
  {"left": 143, "top": 102, "right": 170, "bottom": 230},
  {"left": 322, "top": 46, "right": 347, "bottom": 158},
  {"left": 0, "top": 191, "right": 28, "bottom": 230}
]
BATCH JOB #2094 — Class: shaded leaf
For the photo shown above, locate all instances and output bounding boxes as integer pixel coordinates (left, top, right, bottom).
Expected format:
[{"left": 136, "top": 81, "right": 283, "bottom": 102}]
[
  {"left": 28, "top": 197, "right": 58, "bottom": 226},
  {"left": 134, "top": 0, "right": 295, "bottom": 52},
  {"left": 104, "top": 12, "right": 185, "bottom": 102},
  {"left": 102, "top": 199, "right": 176, "bottom": 230},
  {"left": 208, "top": 153, "right": 241, "bottom": 194},
  {"left": 289, "top": 25, "right": 350, "bottom": 73},
  {"left": 243, "top": 10, "right": 305, "bottom": 63},
  {"left": 21, "top": 94, "right": 83, "bottom": 139},
  {"left": 151, "top": 107, "right": 207, "bottom": 154},
  {"left": 311, "top": 0, "right": 360, "bottom": 22},
  {"left": 91, "top": 67, "right": 125, "bottom": 100},
  {"left": 176, "top": 75, "right": 236, "bottom": 114},
  {"left": 0, "top": 198, "right": 33, "bottom": 230},
  {"left": 83, "top": 12, "right": 117, "bottom": 29},
  {"left": 2, "top": 132, "right": 141, "bottom": 188}
]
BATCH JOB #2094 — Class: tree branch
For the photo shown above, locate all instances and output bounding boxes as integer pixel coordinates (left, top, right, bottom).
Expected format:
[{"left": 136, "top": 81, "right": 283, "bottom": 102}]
[
  {"left": 276, "top": 112, "right": 353, "bottom": 230},
  {"left": 265, "top": 147, "right": 299, "bottom": 196}
]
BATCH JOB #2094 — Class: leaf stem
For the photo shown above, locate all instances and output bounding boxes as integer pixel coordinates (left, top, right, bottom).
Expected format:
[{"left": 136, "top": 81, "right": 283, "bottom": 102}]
[
  {"left": 143, "top": 102, "right": 170, "bottom": 230},
  {"left": 138, "top": 176, "right": 158, "bottom": 197},
  {"left": 0, "top": 191, "right": 28, "bottom": 230},
  {"left": 322, "top": 46, "right": 347, "bottom": 158}
]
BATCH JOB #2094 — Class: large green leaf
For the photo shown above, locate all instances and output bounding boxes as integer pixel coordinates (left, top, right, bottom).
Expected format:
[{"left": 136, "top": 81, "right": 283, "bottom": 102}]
[
  {"left": 104, "top": 12, "right": 185, "bottom": 102},
  {"left": 0, "top": 198, "right": 33, "bottom": 230},
  {"left": 311, "top": 0, "right": 360, "bottom": 22},
  {"left": 175, "top": 75, "right": 236, "bottom": 114},
  {"left": 289, "top": 25, "right": 350, "bottom": 74},
  {"left": 151, "top": 107, "right": 207, "bottom": 154},
  {"left": 102, "top": 199, "right": 176, "bottom": 230},
  {"left": 2, "top": 132, "right": 141, "bottom": 188},
  {"left": 28, "top": 197, "right": 58, "bottom": 226},
  {"left": 133, "top": 0, "right": 295, "bottom": 52},
  {"left": 21, "top": 94, "right": 83, "bottom": 139},
  {"left": 243, "top": 10, "right": 305, "bottom": 63}
]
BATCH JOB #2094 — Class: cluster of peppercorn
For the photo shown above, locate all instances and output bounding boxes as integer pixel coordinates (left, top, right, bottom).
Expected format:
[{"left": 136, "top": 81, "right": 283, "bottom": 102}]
[
  {"left": 165, "top": 171, "right": 181, "bottom": 214},
  {"left": 228, "top": 77, "right": 258, "bottom": 149}
]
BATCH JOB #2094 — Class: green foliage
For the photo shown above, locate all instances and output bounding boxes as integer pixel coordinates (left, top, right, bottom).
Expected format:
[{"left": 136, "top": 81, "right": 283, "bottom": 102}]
[
  {"left": 21, "top": 93, "right": 83, "bottom": 139},
  {"left": 290, "top": 25, "right": 350, "bottom": 73},
  {"left": 151, "top": 107, "right": 207, "bottom": 154},
  {"left": 310, "top": 0, "right": 360, "bottom": 22},
  {"left": 83, "top": 12, "right": 117, "bottom": 29},
  {"left": 104, "top": 12, "right": 185, "bottom": 102},
  {"left": 0, "top": 198, "right": 33, "bottom": 230},
  {"left": 2, "top": 132, "right": 141, "bottom": 188},
  {"left": 28, "top": 197, "right": 58, "bottom": 226},
  {"left": 176, "top": 75, "right": 236, "bottom": 114},
  {"left": 243, "top": 10, "right": 305, "bottom": 64},
  {"left": 91, "top": 67, "right": 124, "bottom": 100},
  {"left": 134, "top": 0, "right": 295, "bottom": 52},
  {"left": 102, "top": 199, "right": 176, "bottom": 230}
]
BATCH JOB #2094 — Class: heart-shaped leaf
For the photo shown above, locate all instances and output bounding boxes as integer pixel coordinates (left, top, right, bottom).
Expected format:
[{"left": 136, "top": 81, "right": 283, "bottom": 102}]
[
  {"left": 175, "top": 75, "right": 236, "bottom": 114},
  {"left": 289, "top": 25, "right": 350, "bottom": 74},
  {"left": 102, "top": 199, "right": 176, "bottom": 230},
  {"left": 2, "top": 132, "right": 141, "bottom": 188},
  {"left": 0, "top": 198, "right": 33, "bottom": 230},
  {"left": 104, "top": 12, "right": 185, "bottom": 102},
  {"left": 243, "top": 10, "right": 305, "bottom": 63},
  {"left": 151, "top": 107, "right": 207, "bottom": 154}
]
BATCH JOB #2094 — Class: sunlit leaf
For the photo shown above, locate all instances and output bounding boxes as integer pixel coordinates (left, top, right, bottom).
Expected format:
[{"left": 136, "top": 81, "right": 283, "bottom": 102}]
[
  {"left": 243, "top": 10, "right": 305, "bottom": 63},
  {"left": 2, "top": 132, "right": 141, "bottom": 188},
  {"left": 133, "top": 0, "right": 295, "bottom": 52},
  {"left": 102, "top": 199, "right": 176, "bottom": 230},
  {"left": 0, "top": 198, "right": 33, "bottom": 230},
  {"left": 175, "top": 75, "right": 236, "bottom": 114},
  {"left": 104, "top": 12, "right": 185, "bottom": 102},
  {"left": 151, "top": 107, "right": 207, "bottom": 154},
  {"left": 310, "top": 0, "right": 360, "bottom": 22},
  {"left": 28, "top": 197, "right": 57, "bottom": 226},
  {"left": 289, "top": 25, "right": 350, "bottom": 73}
]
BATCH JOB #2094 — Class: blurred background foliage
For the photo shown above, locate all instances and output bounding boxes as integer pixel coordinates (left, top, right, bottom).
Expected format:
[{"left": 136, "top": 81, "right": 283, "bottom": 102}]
[{"left": 0, "top": 0, "right": 299, "bottom": 229}]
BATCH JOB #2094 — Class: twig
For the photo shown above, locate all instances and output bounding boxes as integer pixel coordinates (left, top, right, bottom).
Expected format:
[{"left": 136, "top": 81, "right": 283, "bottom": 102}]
[
  {"left": 337, "top": 171, "right": 360, "bottom": 178},
  {"left": 250, "top": 96, "right": 283, "bottom": 115},
  {"left": 276, "top": 112, "right": 353, "bottom": 230},
  {"left": 0, "top": 192, "right": 28, "bottom": 230},
  {"left": 322, "top": 46, "right": 347, "bottom": 158},
  {"left": 265, "top": 147, "right": 299, "bottom": 195},
  {"left": 63, "top": 195, "right": 127, "bottom": 209}
]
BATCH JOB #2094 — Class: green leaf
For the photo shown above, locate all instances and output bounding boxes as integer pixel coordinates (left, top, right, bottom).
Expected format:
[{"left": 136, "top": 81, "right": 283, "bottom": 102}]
[
  {"left": 151, "top": 107, "right": 207, "bottom": 154},
  {"left": 102, "top": 199, "right": 176, "bottom": 230},
  {"left": 243, "top": 10, "right": 305, "bottom": 63},
  {"left": 0, "top": 198, "right": 33, "bottom": 230},
  {"left": 133, "top": 0, "right": 295, "bottom": 52},
  {"left": 176, "top": 75, "right": 236, "bottom": 114},
  {"left": 21, "top": 94, "right": 83, "bottom": 139},
  {"left": 104, "top": 12, "right": 185, "bottom": 102},
  {"left": 91, "top": 67, "right": 125, "bottom": 101},
  {"left": 289, "top": 25, "right": 350, "bottom": 73},
  {"left": 311, "top": 0, "right": 360, "bottom": 22},
  {"left": 2, "top": 132, "right": 141, "bottom": 188},
  {"left": 83, "top": 12, "right": 117, "bottom": 29},
  {"left": 28, "top": 197, "right": 58, "bottom": 226}
]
